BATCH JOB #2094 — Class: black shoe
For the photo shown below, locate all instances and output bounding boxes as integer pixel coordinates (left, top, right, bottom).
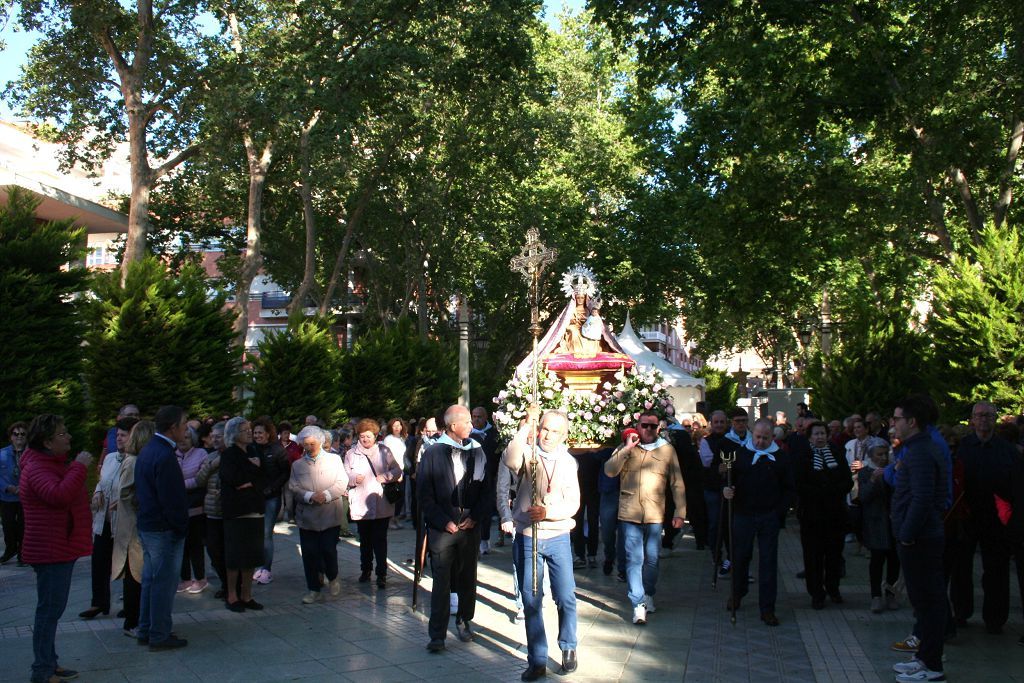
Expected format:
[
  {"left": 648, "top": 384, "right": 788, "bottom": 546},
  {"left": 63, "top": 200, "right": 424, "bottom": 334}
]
[
  {"left": 521, "top": 665, "right": 547, "bottom": 681},
  {"left": 426, "top": 638, "right": 445, "bottom": 652},
  {"left": 78, "top": 606, "right": 108, "bottom": 619},
  {"left": 54, "top": 666, "right": 79, "bottom": 680},
  {"left": 561, "top": 649, "right": 577, "bottom": 673},
  {"left": 244, "top": 599, "right": 263, "bottom": 611},
  {"left": 455, "top": 619, "right": 474, "bottom": 642},
  {"left": 0, "top": 550, "right": 16, "bottom": 564},
  {"left": 377, "top": 575, "right": 386, "bottom": 589},
  {"left": 761, "top": 612, "right": 780, "bottom": 626},
  {"left": 795, "top": 570, "right": 806, "bottom": 579},
  {"left": 726, "top": 596, "right": 741, "bottom": 611},
  {"left": 602, "top": 559, "right": 613, "bottom": 576},
  {"left": 214, "top": 588, "right": 227, "bottom": 600},
  {"left": 616, "top": 571, "right": 626, "bottom": 582},
  {"left": 358, "top": 570, "right": 371, "bottom": 583},
  {"left": 811, "top": 598, "right": 825, "bottom": 610},
  {"left": 149, "top": 635, "right": 188, "bottom": 651},
  {"left": 226, "top": 601, "right": 246, "bottom": 612},
  {"left": 116, "top": 609, "right": 126, "bottom": 618},
  {"left": 829, "top": 592, "right": 844, "bottom": 604}
]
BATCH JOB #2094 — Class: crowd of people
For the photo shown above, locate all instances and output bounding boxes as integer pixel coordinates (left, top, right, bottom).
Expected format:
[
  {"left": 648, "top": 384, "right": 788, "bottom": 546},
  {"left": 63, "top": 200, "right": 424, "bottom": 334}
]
[{"left": 2, "top": 395, "right": 1023, "bottom": 683}]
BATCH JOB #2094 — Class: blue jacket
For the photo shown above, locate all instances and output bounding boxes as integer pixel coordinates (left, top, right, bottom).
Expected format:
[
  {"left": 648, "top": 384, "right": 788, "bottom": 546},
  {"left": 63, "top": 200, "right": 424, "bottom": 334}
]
[
  {"left": 0, "top": 445, "right": 22, "bottom": 503},
  {"left": 884, "top": 424, "right": 952, "bottom": 508},
  {"left": 890, "top": 430, "right": 947, "bottom": 544},
  {"left": 135, "top": 433, "right": 188, "bottom": 536}
]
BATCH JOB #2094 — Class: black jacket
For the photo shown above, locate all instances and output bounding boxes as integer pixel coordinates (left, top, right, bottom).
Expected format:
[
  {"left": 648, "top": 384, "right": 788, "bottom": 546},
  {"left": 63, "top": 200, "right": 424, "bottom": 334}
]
[
  {"left": 253, "top": 441, "right": 290, "bottom": 499},
  {"left": 417, "top": 439, "right": 493, "bottom": 534},
  {"left": 219, "top": 444, "right": 266, "bottom": 519}
]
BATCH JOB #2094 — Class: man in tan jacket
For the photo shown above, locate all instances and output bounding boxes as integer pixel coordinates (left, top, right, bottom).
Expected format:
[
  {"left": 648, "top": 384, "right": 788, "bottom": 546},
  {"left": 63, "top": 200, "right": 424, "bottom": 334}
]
[
  {"left": 505, "top": 408, "right": 580, "bottom": 681},
  {"left": 604, "top": 410, "right": 686, "bottom": 625}
]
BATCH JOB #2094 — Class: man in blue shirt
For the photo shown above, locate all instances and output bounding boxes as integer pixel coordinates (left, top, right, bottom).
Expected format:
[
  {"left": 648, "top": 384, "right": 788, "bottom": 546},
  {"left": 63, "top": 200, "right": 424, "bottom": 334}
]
[{"left": 135, "top": 406, "right": 189, "bottom": 652}]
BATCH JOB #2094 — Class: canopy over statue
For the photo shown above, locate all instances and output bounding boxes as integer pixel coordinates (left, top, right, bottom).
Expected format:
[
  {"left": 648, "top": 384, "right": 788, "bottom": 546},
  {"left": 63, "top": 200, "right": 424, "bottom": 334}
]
[{"left": 516, "top": 264, "right": 635, "bottom": 393}]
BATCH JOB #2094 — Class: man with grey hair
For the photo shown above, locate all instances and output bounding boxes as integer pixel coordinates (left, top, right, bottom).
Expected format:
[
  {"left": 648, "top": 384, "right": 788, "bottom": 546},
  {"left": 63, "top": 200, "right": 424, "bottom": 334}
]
[
  {"left": 417, "top": 404, "right": 491, "bottom": 652},
  {"left": 505, "top": 407, "right": 580, "bottom": 680}
]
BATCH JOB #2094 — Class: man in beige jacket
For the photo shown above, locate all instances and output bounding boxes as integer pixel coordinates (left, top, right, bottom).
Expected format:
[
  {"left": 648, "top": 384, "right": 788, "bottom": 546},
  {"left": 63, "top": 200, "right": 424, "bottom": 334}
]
[{"left": 604, "top": 410, "right": 686, "bottom": 625}]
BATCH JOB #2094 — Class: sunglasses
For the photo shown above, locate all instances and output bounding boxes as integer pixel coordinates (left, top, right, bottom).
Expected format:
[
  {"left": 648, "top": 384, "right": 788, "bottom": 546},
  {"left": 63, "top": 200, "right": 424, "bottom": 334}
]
[
  {"left": 638, "top": 423, "right": 659, "bottom": 429},
  {"left": 12, "top": 431, "right": 26, "bottom": 437}
]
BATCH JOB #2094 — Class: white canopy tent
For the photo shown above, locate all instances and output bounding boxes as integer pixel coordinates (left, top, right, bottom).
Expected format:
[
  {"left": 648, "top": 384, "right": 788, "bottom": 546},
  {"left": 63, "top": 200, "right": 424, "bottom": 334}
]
[{"left": 614, "top": 315, "right": 706, "bottom": 415}]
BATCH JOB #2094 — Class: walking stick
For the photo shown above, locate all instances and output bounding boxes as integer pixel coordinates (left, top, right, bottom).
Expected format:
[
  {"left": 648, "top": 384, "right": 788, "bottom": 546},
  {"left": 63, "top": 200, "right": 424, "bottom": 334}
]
[
  {"left": 529, "top": 339, "right": 540, "bottom": 595},
  {"left": 412, "top": 511, "right": 429, "bottom": 609},
  {"left": 721, "top": 450, "right": 737, "bottom": 625}
]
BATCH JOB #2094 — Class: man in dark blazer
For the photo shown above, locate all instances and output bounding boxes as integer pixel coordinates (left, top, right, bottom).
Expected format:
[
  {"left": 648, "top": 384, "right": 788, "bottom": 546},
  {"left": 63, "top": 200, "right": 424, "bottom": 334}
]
[
  {"left": 135, "top": 405, "right": 189, "bottom": 651},
  {"left": 418, "top": 404, "right": 493, "bottom": 653}
]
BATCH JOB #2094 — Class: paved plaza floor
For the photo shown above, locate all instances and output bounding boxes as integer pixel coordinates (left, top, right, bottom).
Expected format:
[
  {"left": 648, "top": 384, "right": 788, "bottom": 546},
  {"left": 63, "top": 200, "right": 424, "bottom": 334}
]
[{"left": 0, "top": 520, "right": 1021, "bottom": 682}]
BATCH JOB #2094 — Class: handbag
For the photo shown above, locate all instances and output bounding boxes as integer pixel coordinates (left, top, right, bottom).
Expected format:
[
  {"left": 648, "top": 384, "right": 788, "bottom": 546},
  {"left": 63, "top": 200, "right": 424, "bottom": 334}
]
[{"left": 364, "top": 453, "right": 402, "bottom": 504}]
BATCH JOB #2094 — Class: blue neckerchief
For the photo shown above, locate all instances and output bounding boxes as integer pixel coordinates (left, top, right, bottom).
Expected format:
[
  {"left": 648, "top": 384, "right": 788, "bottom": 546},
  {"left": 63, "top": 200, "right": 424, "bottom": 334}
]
[
  {"left": 436, "top": 433, "right": 481, "bottom": 451},
  {"left": 725, "top": 429, "right": 751, "bottom": 449},
  {"left": 751, "top": 440, "right": 780, "bottom": 465},
  {"left": 639, "top": 437, "right": 669, "bottom": 451}
]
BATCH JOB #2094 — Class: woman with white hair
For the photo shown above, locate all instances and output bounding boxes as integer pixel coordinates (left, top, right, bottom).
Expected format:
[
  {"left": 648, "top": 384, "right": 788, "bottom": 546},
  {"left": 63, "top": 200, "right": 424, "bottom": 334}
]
[
  {"left": 219, "top": 417, "right": 265, "bottom": 612},
  {"left": 176, "top": 425, "right": 208, "bottom": 594},
  {"left": 289, "top": 426, "right": 349, "bottom": 604}
]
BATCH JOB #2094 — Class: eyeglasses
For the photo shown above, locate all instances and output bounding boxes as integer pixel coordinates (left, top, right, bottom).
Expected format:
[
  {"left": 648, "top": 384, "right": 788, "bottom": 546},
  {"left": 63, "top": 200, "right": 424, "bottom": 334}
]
[
  {"left": 638, "top": 423, "right": 660, "bottom": 429},
  {"left": 972, "top": 413, "right": 996, "bottom": 419},
  {"left": 11, "top": 431, "right": 26, "bottom": 437}
]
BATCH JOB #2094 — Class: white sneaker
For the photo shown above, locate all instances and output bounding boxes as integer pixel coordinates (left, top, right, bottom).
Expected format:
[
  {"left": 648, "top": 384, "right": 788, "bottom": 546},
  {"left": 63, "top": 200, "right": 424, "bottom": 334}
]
[
  {"left": 893, "top": 659, "right": 924, "bottom": 674},
  {"left": 895, "top": 667, "right": 946, "bottom": 682},
  {"left": 644, "top": 594, "right": 656, "bottom": 613},
  {"left": 450, "top": 593, "right": 459, "bottom": 613},
  {"left": 329, "top": 578, "right": 341, "bottom": 597},
  {"left": 302, "top": 591, "right": 322, "bottom": 605},
  {"left": 479, "top": 540, "right": 490, "bottom": 556},
  {"left": 632, "top": 603, "right": 647, "bottom": 625},
  {"left": 515, "top": 608, "right": 525, "bottom": 621},
  {"left": 718, "top": 560, "right": 731, "bottom": 577},
  {"left": 871, "top": 596, "right": 884, "bottom": 613}
]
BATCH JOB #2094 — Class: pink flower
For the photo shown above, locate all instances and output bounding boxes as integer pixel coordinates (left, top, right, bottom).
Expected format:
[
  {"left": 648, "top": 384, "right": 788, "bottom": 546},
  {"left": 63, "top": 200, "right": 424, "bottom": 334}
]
[
  {"left": 622, "top": 415, "right": 631, "bottom": 425},
  {"left": 644, "top": 401, "right": 653, "bottom": 409}
]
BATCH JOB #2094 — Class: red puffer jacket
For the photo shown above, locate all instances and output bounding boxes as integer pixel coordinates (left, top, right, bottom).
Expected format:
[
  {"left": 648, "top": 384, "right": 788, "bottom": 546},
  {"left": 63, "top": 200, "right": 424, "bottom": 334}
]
[{"left": 19, "top": 447, "right": 92, "bottom": 564}]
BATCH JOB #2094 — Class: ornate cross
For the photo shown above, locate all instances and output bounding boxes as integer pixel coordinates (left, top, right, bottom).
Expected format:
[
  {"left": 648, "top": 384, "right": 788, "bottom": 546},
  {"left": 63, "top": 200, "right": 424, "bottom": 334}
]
[{"left": 511, "top": 227, "right": 557, "bottom": 338}]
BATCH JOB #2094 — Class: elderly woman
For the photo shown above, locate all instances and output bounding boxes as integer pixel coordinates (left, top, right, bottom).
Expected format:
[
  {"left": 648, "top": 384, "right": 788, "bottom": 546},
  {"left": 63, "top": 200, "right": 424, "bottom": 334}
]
[
  {"left": 383, "top": 418, "right": 408, "bottom": 527},
  {"left": 345, "top": 418, "right": 402, "bottom": 588},
  {"left": 219, "top": 417, "right": 265, "bottom": 612},
  {"left": 20, "top": 414, "right": 93, "bottom": 683},
  {"left": 111, "top": 420, "right": 156, "bottom": 637},
  {"left": 251, "top": 416, "right": 290, "bottom": 585},
  {"left": 196, "top": 422, "right": 227, "bottom": 599},
  {"left": 80, "top": 416, "right": 138, "bottom": 619},
  {"left": 176, "top": 426, "right": 208, "bottom": 594},
  {"left": 289, "top": 426, "right": 349, "bottom": 604}
]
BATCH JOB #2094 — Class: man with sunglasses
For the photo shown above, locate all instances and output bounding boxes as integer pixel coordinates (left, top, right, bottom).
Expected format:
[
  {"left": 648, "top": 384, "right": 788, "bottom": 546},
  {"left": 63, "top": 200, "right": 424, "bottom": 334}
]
[
  {"left": 605, "top": 410, "right": 686, "bottom": 625},
  {"left": 0, "top": 422, "right": 28, "bottom": 565}
]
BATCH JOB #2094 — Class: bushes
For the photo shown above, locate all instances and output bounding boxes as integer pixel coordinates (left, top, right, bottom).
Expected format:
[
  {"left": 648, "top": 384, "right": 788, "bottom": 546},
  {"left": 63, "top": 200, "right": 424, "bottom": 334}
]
[
  {"left": 84, "top": 257, "right": 240, "bottom": 424},
  {"left": 0, "top": 188, "right": 89, "bottom": 432},
  {"left": 248, "top": 318, "right": 347, "bottom": 424}
]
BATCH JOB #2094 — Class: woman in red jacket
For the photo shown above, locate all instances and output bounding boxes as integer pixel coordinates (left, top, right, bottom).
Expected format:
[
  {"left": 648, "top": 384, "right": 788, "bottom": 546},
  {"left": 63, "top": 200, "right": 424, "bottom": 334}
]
[{"left": 20, "top": 414, "right": 93, "bottom": 683}]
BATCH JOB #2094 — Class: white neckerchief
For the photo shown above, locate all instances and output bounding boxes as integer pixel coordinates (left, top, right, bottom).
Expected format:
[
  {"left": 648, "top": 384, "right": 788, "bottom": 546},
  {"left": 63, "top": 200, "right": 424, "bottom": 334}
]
[
  {"left": 436, "top": 433, "right": 481, "bottom": 451},
  {"left": 436, "top": 433, "right": 485, "bottom": 481},
  {"left": 639, "top": 437, "right": 669, "bottom": 452},
  {"left": 751, "top": 440, "right": 780, "bottom": 465},
  {"left": 725, "top": 429, "right": 751, "bottom": 449}
]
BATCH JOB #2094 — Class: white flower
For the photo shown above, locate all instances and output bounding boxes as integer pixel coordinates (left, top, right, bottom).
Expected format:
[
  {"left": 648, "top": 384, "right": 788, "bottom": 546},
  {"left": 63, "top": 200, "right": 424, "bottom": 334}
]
[
  {"left": 603, "top": 381, "right": 612, "bottom": 390},
  {"left": 543, "top": 389, "right": 554, "bottom": 399},
  {"left": 498, "top": 389, "right": 508, "bottom": 400},
  {"left": 622, "top": 415, "right": 631, "bottom": 425},
  {"left": 584, "top": 411, "right": 593, "bottom": 421},
  {"left": 594, "top": 405, "right": 602, "bottom": 413},
  {"left": 653, "top": 383, "right": 662, "bottom": 392},
  {"left": 616, "top": 402, "right": 626, "bottom": 412}
]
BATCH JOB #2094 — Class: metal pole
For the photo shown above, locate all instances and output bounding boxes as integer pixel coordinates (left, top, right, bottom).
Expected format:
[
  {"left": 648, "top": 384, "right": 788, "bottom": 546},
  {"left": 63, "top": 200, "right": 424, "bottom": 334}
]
[{"left": 723, "top": 450, "right": 737, "bottom": 625}]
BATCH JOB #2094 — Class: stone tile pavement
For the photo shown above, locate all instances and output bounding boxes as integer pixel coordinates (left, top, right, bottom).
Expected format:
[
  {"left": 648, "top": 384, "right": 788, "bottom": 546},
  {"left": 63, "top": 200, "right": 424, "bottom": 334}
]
[{"left": 0, "top": 520, "right": 1021, "bottom": 682}]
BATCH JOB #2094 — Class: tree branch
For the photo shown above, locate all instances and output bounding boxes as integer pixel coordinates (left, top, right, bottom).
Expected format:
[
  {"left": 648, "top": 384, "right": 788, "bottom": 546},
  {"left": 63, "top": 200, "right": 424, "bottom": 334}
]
[
  {"left": 947, "top": 165, "right": 984, "bottom": 245},
  {"left": 152, "top": 142, "right": 203, "bottom": 180},
  {"left": 995, "top": 114, "right": 1023, "bottom": 230}
]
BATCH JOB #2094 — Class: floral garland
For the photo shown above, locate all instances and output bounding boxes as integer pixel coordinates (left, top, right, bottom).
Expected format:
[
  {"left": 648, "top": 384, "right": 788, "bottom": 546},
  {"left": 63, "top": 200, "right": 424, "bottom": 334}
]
[{"left": 492, "top": 365, "right": 675, "bottom": 446}]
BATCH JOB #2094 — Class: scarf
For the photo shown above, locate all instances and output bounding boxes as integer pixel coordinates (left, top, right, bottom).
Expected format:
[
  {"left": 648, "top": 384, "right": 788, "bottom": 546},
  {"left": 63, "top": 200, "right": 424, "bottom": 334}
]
[
  {"left": 751, "top": 440, "right": 780, "bottom": 465},
  {"left": 639, "top": 437, "right": 670, "bottom": 452},
  {"left": 436, "top": 433, "right": 485, "bottom": 481},
  {"left": 811, "top": 446, "right": 838, "bottom": 471},
  {"left": 725, "top": 429, "right": 752, "bottom": 449}
]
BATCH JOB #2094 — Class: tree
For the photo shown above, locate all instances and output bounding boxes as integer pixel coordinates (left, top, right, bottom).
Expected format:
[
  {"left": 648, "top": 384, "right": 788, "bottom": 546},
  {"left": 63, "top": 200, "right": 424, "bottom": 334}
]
[
  {"left": 3, "top": 0, "right": 214, "bottom": 277},
  {"left": 0, "top": 187, "right": 89, "bottom": 431},
  {"left": 929, "top": 224, "right": 1024, "bottom": 417},
  {"left": 338, "top": 317, "right": 459, "bottom": 419},
  {"left": 247, "top": 318, "right": 346, "bottom": 424},
  {"left": 803, "top": 316, "right": 931, "bottom": 421},
  {"left": 84, "top": 258, "right": 241, "bottom": 422},
  {"left": 693, "top": 366, "right": 738, "bottom": 415}
]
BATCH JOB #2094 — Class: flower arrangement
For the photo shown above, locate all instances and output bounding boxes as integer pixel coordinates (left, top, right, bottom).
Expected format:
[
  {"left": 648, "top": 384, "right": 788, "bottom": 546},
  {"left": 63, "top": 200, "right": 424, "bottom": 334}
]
[{"left": 493, "top": 365, "right": 675, "bottom": 446}]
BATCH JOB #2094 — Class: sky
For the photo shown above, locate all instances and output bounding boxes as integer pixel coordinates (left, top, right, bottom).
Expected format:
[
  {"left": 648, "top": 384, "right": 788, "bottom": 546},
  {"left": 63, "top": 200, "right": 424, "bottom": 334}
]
[{"left": 0, "top": 1, "right": 587, "bottom": 119}]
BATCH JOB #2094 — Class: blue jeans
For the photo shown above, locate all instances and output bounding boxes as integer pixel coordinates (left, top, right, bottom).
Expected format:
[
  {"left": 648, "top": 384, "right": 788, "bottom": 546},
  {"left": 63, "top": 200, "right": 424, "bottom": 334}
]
[
  {"left": 262, "top": 496, "right": 281, "bottom": 569},
  {"left": 621, "top": 521, "right": 662, "bottom": 606},
  {"left": 599, "top": 491, "right": 625, "bottom": 572},
  {"left": 139, "top": 530, "right": 185, "bottom": 645},
  {"left": 31, "top": 561, "right": 76, "bottom": 682},
  {"left": 513, "top": 533, "right": 577, "bottom": 666}
]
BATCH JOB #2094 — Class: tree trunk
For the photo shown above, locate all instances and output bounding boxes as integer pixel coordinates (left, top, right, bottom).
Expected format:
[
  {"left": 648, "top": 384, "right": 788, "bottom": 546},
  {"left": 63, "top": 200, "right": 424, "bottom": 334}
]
[
  {"left": 995, "top": 115, "right": 1023, "bottom": 230},
  {"left": 233, "top": 135, "right": 275, "bottom": 353},
  {"left": 319, "top": 179, "right": 375, "bottom": 314},
  {"left": 290, "top": 111, "right": 322, "bottom": 316}
]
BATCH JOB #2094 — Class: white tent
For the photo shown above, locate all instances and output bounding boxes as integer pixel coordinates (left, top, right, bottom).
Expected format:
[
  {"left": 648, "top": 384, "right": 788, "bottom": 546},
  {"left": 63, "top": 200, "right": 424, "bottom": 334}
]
[{"left": 615, "top": 315, "right": 706, "bottom": 415}]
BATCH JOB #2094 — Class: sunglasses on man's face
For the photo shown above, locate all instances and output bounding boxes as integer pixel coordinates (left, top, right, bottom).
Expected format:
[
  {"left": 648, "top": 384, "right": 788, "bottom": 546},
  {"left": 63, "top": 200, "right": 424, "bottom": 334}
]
[{"left": 638, "top": 423, "right": 659, "bottom": 429}]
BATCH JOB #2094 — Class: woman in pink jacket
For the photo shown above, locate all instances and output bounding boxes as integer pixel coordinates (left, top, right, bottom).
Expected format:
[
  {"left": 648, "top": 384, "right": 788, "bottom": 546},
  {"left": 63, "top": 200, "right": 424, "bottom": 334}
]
[{"left": 20, "top": 414, "right": 93, "bottom": 683}]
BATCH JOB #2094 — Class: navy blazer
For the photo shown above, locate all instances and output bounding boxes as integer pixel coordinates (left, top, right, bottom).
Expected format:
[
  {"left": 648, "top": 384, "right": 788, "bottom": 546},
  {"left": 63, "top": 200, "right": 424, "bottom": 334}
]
[
  {"left": 135, "top": 433, "right": 189, "bottom": 536},
  {"left": 891, "top": 431, "right": 946, "bottom": 544},
  {"left": 417, "top": 440, "right": 492, "bottom": 535}
]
